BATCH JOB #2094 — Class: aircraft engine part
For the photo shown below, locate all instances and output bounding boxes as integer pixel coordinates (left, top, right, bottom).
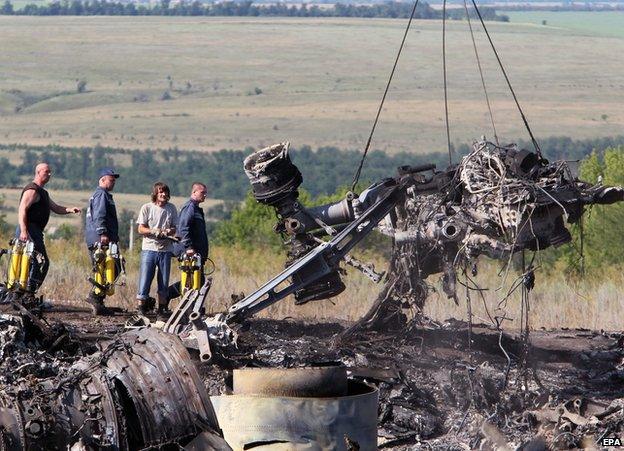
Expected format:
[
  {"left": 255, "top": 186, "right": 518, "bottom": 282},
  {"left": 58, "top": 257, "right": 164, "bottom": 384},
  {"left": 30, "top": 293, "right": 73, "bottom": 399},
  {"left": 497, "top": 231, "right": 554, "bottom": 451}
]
[
  {"left": 104, "top": 328, "right": 222, "bottom": 449},
  {"left": 244, "top": 142, "right": 302, "bottom": 206},
  {"left": 0, "top": 326, "right": 228, "bottom": 450},
  {"left": 244, "top": 143, "right": 355, "bottom": 304},
  {"left": 233, "top": 365, "right": 348, "bottom": 397},
  {"left": 502, "top": 147, "right": 541, "bottom": 178},
  {"left": 212, "top": 366, "right": 378, "bottom": 451}
]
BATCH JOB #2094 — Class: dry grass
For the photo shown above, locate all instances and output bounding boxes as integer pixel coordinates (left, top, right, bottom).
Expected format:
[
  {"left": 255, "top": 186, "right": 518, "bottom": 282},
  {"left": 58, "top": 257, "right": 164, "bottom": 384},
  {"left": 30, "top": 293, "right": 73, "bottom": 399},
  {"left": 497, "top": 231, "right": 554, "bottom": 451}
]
[
  {"left": 0, "top": 16, "right": 623, "bottom": 153},
  {"left": 422, "top": 261, "right": 624, "bottom": 332},
  {"left": 3, "top": 236, "right": 620, "bottom": 331}
]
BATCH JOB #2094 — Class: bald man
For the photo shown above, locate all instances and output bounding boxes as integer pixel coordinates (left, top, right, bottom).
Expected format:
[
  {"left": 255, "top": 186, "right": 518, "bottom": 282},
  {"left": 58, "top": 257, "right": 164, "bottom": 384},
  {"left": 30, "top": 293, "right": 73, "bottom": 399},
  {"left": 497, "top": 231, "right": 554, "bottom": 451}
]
[{"left": 16, "top": 163, "right": 81, "bottom": 292}]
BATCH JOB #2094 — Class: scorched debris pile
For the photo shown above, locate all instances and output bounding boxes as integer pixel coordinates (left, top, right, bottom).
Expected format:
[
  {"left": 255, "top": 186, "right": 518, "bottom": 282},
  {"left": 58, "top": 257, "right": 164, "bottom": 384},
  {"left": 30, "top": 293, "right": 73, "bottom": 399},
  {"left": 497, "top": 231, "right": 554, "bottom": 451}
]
[{"left": 1, "top": 311, "right": 623, "bottom": 449}]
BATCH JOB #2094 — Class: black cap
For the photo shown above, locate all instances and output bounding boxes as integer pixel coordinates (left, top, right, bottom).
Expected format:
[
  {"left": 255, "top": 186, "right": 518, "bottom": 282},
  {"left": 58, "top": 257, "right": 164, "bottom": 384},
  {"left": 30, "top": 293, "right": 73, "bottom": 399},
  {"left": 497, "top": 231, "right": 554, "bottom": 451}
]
[{"left": 99, "top": 168, "right": 120, "bottom": 179}]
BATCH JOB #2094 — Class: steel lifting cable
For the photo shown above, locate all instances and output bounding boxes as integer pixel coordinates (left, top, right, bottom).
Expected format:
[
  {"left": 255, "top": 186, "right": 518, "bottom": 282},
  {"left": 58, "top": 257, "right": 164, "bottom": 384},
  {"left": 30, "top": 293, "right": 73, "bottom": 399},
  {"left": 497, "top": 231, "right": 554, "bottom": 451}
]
[
  {"left": 469, "top": 0, "right": 542, "bottom": 157},
  {"left": 442, "top": 0, "right": 453, "bottom": 165},
  {"left": 351, "top": 0, "right": 420, "bottom": 191},
  {"left": 463, "top": 0, "right": 498, "bottom": 145}
]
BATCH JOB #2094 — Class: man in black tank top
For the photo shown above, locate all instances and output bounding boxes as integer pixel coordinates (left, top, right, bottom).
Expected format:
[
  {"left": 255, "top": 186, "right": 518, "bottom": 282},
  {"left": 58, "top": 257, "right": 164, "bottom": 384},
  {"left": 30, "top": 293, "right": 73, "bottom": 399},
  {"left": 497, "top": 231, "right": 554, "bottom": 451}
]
[{"left": 16, "top": 163, "right": 81, "bottom": 292}]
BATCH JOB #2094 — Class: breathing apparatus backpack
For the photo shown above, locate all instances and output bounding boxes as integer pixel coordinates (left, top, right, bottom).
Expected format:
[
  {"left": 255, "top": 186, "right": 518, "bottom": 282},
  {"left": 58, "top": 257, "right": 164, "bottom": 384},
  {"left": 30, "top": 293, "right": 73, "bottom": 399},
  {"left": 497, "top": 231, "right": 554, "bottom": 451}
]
[
  {"left": 3, "top": 239, "right": 41, "bottom": 293},
  {"left": 88, "top": 242, "right": 125, "bottom": 298},
  {"left": 178, "top": 253, "right": 203, "bottom": 295}
]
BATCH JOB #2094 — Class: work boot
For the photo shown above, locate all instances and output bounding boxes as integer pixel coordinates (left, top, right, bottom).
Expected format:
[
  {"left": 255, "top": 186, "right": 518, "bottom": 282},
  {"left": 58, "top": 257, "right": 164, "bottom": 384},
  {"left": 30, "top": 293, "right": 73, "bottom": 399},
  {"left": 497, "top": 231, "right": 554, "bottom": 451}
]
[
  {"left": 156, "top": 304, "right": 172, "bottom": 320},
  {"left": 137, "top": 296, "right": 156, "bottom": 316},
  {"left": 156, "top": 294, "right": 171, "bottom": 320},
  {"left": 86, "top": 295, "right": 113, "bottom": 316}
]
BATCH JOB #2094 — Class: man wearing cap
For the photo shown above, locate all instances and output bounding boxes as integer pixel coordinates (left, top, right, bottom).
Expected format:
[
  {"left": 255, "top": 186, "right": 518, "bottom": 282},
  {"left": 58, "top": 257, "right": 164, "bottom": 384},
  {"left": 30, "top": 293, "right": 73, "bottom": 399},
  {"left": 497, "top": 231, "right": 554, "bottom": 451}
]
[
  {"left": 16, "top": 162, "right": 81, "bottom": 293},
  {"left": 84, "top": 168, "right": 120, "bottom": 315}
]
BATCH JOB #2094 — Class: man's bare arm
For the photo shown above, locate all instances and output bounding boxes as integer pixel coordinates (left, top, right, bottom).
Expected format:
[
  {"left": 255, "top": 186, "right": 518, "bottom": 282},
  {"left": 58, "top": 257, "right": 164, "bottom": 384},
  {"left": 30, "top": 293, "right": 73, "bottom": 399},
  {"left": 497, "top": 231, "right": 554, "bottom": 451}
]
[
  {"left": 48, "top": 198, "right": 81, "bottom": 215},
  {"left": 138, "top": 224, "right": 152, "bottom": 235},
  {"left": 18, "top": 190, "right": 38, "bottom": 241}
]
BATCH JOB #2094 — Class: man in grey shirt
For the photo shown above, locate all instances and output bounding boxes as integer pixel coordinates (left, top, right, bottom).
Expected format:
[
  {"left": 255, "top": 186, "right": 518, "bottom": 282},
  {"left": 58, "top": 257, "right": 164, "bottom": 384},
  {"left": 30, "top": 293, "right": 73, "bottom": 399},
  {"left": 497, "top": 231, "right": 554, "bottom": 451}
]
[{"left": 136, "top": 182, "right": 178, "bottom": 316}]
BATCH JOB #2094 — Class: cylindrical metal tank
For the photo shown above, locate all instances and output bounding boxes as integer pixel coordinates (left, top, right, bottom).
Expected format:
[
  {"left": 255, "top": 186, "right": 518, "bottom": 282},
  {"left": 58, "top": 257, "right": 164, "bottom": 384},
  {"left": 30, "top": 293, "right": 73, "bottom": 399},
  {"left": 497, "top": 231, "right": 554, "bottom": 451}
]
[{"left": 212, "top": 366, "right": 378, "bottom": 451}]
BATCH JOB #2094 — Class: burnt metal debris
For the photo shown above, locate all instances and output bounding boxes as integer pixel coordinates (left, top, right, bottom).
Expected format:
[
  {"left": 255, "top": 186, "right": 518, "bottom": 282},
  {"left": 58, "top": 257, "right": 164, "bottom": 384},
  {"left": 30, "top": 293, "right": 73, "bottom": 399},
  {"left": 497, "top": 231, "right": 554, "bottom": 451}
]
[
  {"left": 235, "top": 139, "right": 623, "bottom": 334},
  {"left": 2, "top": 309, "right": 623, "bottom": 449},
  {"left": 1, "top": 138, "right": 623, "bottom": 449},
  {"left": 0, "top": 312, "right": 229, "bottom": 450}
]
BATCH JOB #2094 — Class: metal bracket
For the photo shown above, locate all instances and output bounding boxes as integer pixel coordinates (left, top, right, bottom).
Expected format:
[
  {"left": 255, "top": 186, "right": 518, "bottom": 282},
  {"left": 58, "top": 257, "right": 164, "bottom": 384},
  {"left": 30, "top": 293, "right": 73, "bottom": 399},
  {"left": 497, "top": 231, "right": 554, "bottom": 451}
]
[{"left": 227, "top": 181, "right": 404, "bottom": 322}]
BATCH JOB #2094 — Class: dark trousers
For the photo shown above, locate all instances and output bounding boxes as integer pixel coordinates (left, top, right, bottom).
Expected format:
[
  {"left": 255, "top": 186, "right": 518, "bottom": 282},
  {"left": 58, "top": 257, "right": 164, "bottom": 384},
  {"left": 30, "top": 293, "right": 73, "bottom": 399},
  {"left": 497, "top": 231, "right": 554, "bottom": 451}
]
[{"left": 28, "top": 241, "right": 48, "bottom": 293}]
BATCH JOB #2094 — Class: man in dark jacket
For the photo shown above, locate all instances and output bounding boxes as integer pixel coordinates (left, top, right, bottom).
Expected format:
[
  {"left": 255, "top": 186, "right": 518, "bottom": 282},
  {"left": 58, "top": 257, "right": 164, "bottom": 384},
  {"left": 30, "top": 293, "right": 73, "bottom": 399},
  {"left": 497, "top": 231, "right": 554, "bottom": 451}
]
[
  {"left": 84, "top": 168, "right": 120, "bottom": 315},
  {"left": 16, "top": 163, "right": 81, "bottom": 293},
  {"left": 168, "top": 182, "right": 209, "bottom": 300},
  {"left": 178, "top": 182, "right": 209, "bottom": 261}
]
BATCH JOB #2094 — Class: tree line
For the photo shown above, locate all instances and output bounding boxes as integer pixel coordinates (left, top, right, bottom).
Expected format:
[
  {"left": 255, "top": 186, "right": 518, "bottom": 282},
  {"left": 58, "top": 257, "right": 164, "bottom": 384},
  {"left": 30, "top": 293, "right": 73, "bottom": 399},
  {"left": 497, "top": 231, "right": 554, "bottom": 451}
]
[
  {"left": 0, "top": 0, "right": 509, "bottom": 21},
  {"left": 2, "top": 136, "right": 624, "bottom": 200},
  {"left": 0, "top": 143, "right": 452, "bottom": 199}
]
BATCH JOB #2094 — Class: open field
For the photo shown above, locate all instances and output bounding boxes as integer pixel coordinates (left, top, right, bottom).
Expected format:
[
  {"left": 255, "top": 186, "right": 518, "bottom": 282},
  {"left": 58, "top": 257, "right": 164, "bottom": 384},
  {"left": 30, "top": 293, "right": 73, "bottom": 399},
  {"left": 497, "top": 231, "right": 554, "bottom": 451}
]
[
  {"left": 0, "top": 15, "right": 623, "bottom": 153},
  {"left": 507, "top": 10, "right": 624, "bottom": 38},
  {"left": 0, "top": 187, "right": 221, "bottom": 230}
]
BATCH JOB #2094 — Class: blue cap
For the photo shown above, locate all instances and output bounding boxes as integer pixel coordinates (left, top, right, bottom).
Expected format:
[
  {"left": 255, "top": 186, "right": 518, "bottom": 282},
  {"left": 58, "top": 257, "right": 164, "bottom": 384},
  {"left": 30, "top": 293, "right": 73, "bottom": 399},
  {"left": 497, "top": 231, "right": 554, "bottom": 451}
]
[{"left": 99, "top": 168, "right": 120, "bottom": 179}]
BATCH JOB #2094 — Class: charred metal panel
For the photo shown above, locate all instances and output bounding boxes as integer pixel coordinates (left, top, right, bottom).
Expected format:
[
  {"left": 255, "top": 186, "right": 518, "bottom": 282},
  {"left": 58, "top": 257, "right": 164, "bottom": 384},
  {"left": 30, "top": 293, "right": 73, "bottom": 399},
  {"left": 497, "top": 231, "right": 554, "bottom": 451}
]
[
  {"left": 105, "top": 328, "right": 220, "bottom": 447},
  {"left": 0, "top": 318, "right": 228, "bottom": 450}
]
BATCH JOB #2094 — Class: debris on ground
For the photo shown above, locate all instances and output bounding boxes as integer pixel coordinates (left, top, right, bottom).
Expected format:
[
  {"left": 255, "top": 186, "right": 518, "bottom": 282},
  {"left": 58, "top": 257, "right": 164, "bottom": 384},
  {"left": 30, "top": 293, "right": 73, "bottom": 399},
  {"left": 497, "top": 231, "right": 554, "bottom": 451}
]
[{"left": 4, "top": 305, "right": 619, "bottom": 449}]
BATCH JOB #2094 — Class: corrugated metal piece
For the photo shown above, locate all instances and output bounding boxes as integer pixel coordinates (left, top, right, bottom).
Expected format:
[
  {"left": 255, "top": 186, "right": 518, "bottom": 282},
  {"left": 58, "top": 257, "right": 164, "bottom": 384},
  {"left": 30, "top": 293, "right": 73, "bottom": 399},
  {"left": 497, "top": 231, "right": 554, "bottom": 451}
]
[
  {"left": 105, "top": 328, "right": 221, "bottom": 448},
  {"left": 0, "top": 395, "right": 25, "bottom": 451}
]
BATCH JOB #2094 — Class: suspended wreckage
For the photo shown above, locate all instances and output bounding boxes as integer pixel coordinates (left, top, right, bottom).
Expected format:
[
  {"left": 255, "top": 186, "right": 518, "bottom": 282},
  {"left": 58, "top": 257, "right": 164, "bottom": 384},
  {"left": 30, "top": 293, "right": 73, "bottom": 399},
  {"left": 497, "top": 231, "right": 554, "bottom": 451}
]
[
  {"left": 97, "top": 139, "right": 620, "bottom": 357},
  {"left": 214, "top": 139, "right": 624, "bottom": 336},
  {"left": 83, "top": 138, "right": 624, "bottom": 353}
]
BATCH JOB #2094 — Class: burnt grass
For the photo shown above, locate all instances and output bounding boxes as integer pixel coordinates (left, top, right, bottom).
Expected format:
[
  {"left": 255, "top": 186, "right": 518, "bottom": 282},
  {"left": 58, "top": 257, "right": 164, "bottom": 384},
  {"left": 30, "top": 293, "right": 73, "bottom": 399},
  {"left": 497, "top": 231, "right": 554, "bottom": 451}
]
[{"left": 25, "top": 310, "right": 624, "bottom": 449}]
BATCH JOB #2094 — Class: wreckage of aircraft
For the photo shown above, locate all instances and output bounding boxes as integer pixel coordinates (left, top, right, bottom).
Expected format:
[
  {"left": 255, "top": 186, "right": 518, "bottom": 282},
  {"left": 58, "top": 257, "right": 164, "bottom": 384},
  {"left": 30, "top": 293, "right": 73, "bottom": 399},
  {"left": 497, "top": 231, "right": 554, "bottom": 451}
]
[{"left": 1, "top": 138, "right": 622, "bottom": 449}]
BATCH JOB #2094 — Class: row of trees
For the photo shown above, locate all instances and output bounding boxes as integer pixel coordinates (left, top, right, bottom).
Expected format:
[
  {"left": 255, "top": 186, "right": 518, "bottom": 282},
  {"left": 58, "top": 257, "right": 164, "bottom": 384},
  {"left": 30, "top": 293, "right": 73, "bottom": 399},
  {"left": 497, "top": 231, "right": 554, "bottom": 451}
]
[
  {"left": 0, "top": 0, "right": 508, "bottom": 21},
  {"left": 497, "top": 3, "right": 624, "bottom": 11},
  {"left": 1, "top": 143, "right": 453, "bottom": 199},
  {"left": 2, "top": 135, "right": 624, "bottom": 200}
]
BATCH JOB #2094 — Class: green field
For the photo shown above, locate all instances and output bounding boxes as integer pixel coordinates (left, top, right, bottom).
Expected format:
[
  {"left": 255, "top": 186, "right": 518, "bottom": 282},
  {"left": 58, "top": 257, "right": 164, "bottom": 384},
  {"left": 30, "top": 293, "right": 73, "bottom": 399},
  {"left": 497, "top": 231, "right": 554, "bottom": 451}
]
[
  {"left": 0, "top": 15, "right": 623, "bottom": 154},
  {"left": 507, "top": 11, "right": 624, "bottom": 39}
]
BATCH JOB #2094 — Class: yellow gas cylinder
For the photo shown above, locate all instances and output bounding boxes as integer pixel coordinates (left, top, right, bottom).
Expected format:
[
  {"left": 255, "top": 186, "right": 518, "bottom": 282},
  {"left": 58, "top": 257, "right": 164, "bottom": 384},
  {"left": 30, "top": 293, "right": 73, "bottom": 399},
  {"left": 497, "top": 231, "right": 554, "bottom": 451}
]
[
  {"left": 7, "top": 240, "right": 23, "bottom": 290},
  {"left": 105, "top": 243, "right": 118, "bottom": 296},
  {"left": 191, "top": 253, "right": 202, "bottom": 290},
  {"left": 18, "top": 241, "right": 34, "bottom": 290},
  {"left": 93, "top": 245, "right": 106, "bottom": 297},
  {"left": 180, "top": 256, "right": 192, "bottom": 295}
]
